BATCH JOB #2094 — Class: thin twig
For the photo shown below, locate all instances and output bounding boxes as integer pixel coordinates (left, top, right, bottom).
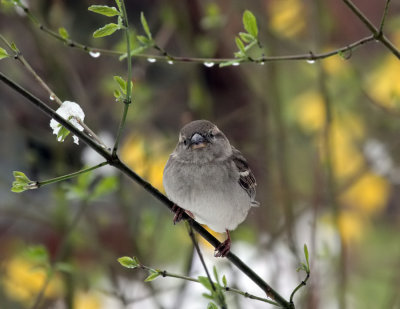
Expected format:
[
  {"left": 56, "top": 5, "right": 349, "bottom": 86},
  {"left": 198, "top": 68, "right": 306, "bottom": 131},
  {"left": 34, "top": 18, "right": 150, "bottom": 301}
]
[
  {"left": 341, "top": 0, "right": 400, "bottom": 59},
  {"left": 10, "top": 1, "right": 378, "bottom": 64},
  {"left": 187, "top": 224, "right": 216, "bottom": 291},
  {"left": 137, "top": 263, "right": 279, "bottom": 306},
  {"left": 289, "top": 272, "right": 310, "bottom": 304},
  {"left": 38, "top": 161, "right": 108, "bottom": 187},
  {"left": 379, "top": 0, "right": 392, "bottom": 34},
  {"left": 0, "top": 72, "right": 292, "bottom": 308}
]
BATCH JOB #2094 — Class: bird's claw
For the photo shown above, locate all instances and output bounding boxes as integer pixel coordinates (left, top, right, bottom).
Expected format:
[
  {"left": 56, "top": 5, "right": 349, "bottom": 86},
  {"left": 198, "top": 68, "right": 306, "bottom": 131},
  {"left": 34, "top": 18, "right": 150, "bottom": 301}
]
[
  {"left": 214, "top": 239, "right": 231, "bottom": 258},
  {"left": 172, "top": 204, "right": 185, "bottom": 224}
]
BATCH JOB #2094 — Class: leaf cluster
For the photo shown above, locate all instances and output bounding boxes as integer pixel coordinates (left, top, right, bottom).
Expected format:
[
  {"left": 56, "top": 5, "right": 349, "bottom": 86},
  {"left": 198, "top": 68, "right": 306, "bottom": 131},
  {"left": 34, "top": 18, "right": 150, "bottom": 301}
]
[
  {"left": 11, "top": 171, "right": 37, "bottom": 193},
  {"left": 220, "top": 10, "right": 261, "bottom": 67},
  {"left": 113, "top": 75, "right": 133, "bottom": 103},
  {"left": 118, "top": 256, "right": 162, "bottom": 282},
  {"left": 198, "top": 266, "right": 227, "bottom": 309},
  {"left": 88, "top": 2, "right": 124, "bottom": 38}
]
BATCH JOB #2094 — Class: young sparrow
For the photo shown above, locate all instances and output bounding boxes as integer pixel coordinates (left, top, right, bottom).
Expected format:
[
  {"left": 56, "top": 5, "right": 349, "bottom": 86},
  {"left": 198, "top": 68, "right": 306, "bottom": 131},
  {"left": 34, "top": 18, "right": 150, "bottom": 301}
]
[{"left": 163, "top": 120, "right": 259, "bottom": 257}]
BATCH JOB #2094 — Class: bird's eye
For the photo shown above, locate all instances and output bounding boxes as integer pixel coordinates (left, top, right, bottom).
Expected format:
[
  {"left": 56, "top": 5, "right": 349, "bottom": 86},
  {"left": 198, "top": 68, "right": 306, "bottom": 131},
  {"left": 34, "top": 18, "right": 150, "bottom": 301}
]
[
  {"left": 209, "top": 132, "right": 214, "bottom": 138},
  {"left": 183, "top": 139, "right": 188, "bottom": 146}
]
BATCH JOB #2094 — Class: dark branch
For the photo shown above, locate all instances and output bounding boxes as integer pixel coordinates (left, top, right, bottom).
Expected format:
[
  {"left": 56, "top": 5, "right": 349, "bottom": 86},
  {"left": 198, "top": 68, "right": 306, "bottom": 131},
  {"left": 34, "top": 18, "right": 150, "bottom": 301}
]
[{"left": 0, "top": 71, "right": 292, "bottom": 308}]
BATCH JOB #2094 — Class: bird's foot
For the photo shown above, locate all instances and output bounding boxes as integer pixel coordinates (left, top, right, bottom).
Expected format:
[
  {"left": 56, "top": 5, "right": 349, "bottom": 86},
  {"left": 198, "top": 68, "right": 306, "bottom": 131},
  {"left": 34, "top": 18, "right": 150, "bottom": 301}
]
[
  {"left": 172, "top": 204, "right": 185, "bottom": 224},
  {"left": 214, "top": 230, "right": 231, "bottom": 258}
]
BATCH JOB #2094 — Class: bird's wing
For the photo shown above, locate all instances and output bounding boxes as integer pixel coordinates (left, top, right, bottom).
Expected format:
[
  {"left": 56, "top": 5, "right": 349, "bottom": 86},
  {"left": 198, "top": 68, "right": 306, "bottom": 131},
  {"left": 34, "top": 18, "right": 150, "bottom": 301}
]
[{"left": 231, "top": 147, "right": 259, "bottom": 205}]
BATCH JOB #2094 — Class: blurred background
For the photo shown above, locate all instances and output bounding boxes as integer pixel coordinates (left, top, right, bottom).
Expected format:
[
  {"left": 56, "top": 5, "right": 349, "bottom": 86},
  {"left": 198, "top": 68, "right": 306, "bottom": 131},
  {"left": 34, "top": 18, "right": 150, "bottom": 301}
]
[{"left": 1, "top": 0, "right": 400, "bottom": 308}]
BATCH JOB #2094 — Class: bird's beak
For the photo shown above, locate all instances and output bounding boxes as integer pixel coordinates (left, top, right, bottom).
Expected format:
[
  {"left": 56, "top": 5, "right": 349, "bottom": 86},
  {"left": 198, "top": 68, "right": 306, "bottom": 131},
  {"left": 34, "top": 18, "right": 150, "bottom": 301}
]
[{"left": 190, "top": 133, "right": 208, "bottom": 149}]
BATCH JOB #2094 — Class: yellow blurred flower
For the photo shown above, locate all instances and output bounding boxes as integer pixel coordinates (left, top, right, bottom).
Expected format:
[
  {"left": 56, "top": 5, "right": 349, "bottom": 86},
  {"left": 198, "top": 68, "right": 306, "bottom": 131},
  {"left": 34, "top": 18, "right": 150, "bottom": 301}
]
[
  {"left": 2, "top": 257, "right": 61, "bottom": 304},
  {"left": 340, "top": 172, "right": 389, "bottom": 215},
  {"left": 295, "top": 91, "right": 325, "bottom": 133},
  {"left": 367, "top": 56, "right": 400, "bottom": 109},
  {"left": 121, "top": 134, "right": 169, "bottom": 192},
  {"left": 322, "top": 54, "right": 348, "bottom": 75},
  {"left": 74, "top": 291, "right": 101, "bottom": 309},
  {"left": 120, "top": 136, "right": 147, "bottom": 176},
  {"left": 338, "top": 210, "right": 364, "bottom": 244},
  {"left": 198, "top": 226, "right": 225, "bottom": 254},
  {"left": 149, "top": 156, "right": 168, "bottom": 193},
  {"left": 328, "top": 119, "right": 365, "bottom": 179},
  {"left": 294, "top": 91, "right": 366, "bottom": 179},
  {"left": 268, "top": 0, "right": 305, "bottom": 38}
]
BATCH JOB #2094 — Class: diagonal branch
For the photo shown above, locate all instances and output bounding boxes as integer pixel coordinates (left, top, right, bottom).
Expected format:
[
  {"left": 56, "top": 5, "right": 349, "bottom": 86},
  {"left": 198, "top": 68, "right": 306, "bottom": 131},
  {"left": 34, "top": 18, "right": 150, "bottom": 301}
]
[{"left": 0, "top": 71, "right": 292, "bottom": 308}]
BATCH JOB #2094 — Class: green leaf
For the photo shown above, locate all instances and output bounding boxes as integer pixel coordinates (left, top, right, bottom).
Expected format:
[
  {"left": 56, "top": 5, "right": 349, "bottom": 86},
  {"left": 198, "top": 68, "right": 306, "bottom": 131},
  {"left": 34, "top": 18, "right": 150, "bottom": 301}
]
[
  {"left": 13, "top": 171, "right": 30, "bottom": 184},
  {"left": 25, "top": 245, "right": 49, "bottom": 263},
  {"left": 119, "top": 45, "right": 149, "bottom": 60},
  {"left": 0, "top": 47, "right": 10, "bottom": 60},
  {"left": 58, "top": 27, "right": 69, "bottom": 40},
  {"left": 114, "top": 76, "right": 127, "bottom": 94},
  {"left": 202, "top": 293, "right": 213, "bottom": 300},
  {"left": 219, "top": 60, "right": 237, "bottom": 68},
  {"left": 239, "top": 32, "right": 254, "bottom": 43},
  {"left": 207, "top": 303, "right": 218, "bottom": 309},
  {"left": 11, "top": 171, "right": 37, "bottom": 193},
  {"left": 88, "top": 5, "right": 120, "bottom": 17},
  {"left": 304, "top": 244, "right": 310, "bottom": 270},
  {"left": 114, "top": 89, "right": 122, "bottom": 99},
  {"left": 55, "top": 262, "right": 74, "bottom": 273},
  {"left": 114, "top": 0, "right": 122, "bottom": 11},
  {"left": 213, "top": 266, "right": 219, "bottom": 284},
  {"left": 243, "top": 10, "right": 258, "bottom": 38},
  {"left": 222, "top": 275, "right": 227, "bottom": 287},
  {"left": 57, "top": 125, "right": 71, "bottom": 142},
  {"left": 10, "top": 42, "right": 18, "bottom": 52},
  {"left": 140, "top": 12, "right": 152, "bottom": 39},
  {"left": 144, "top": 270, "right": 160, "bottom": 282},
  {"left": 92, "top": 176, "right": 118, "bottom": 199},
  {"left": 118, "top": 256, "right": 139, "bottom": 268},
  {"left": 296, "top": 263, "right": 308, "bottom": 272},
  {"left": 235, "top": 36, "right": 245, "bottom": 55},
  {"left": 136, "top": 35, "right": 150, "bottom": 45},
  {"left": 198, "top": 276, "right": 213, "bottom": 291},
  {"left": 93, "top": 23, "right": 120, "bottom": 38}
]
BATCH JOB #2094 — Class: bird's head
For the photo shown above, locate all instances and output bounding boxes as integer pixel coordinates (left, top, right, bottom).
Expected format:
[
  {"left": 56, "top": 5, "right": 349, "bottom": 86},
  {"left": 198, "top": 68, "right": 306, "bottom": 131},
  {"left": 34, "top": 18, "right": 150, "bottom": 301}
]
[{"left": 174, "top": 120, "right": 232, "bottom": 163}]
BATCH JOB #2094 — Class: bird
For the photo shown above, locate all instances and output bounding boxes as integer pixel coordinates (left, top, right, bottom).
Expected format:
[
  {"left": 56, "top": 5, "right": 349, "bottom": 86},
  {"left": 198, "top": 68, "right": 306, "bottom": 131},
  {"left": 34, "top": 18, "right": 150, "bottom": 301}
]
[{"left": 163, "top": 120, "right": 259, "bottom": 257}]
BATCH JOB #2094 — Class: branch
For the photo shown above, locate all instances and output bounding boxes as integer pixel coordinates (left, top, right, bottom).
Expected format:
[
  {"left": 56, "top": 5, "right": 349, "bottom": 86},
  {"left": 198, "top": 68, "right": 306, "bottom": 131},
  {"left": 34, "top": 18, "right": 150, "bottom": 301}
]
[
  {"left": 341, "top": 0, "right": 400, "bottom": 59},
  {"left": 187, "top": 224, "right": 217, "bottom": 292},
  {"left": 289, "top": 272, "right": 310, "bottom": 305},
  {"left": 379, "top": 0, "right": 392, "bottom": 34},
  {"left": 128, "top": 260, "right": 280, "bottom": 306},
  {"left": 0, "top": 34, "right": 107, "bottom": 148},
  {"left": 10, "top": 2, "right": 377, "bottom": 64},
  {"left": 0, "top": 72, "right": 292, "bottom": 308}
]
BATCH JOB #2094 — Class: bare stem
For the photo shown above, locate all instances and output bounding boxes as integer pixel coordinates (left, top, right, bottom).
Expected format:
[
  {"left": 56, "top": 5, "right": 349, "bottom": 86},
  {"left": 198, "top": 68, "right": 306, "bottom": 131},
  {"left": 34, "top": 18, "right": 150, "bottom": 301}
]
[
  {"left": 379, "top": 0, "right": 392, "bottom": 33},
  {"left": 138, "top": 263, "right": 279, "bottom": 306},
  {"left": 289, "top": 272, "right": 310, "bottom": 304},
  {"left": 38, "top": 161, "right": 108, "bottom": 187},
  {"left": 186, "top": 223, "right": 217, "bottom": 292}
]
